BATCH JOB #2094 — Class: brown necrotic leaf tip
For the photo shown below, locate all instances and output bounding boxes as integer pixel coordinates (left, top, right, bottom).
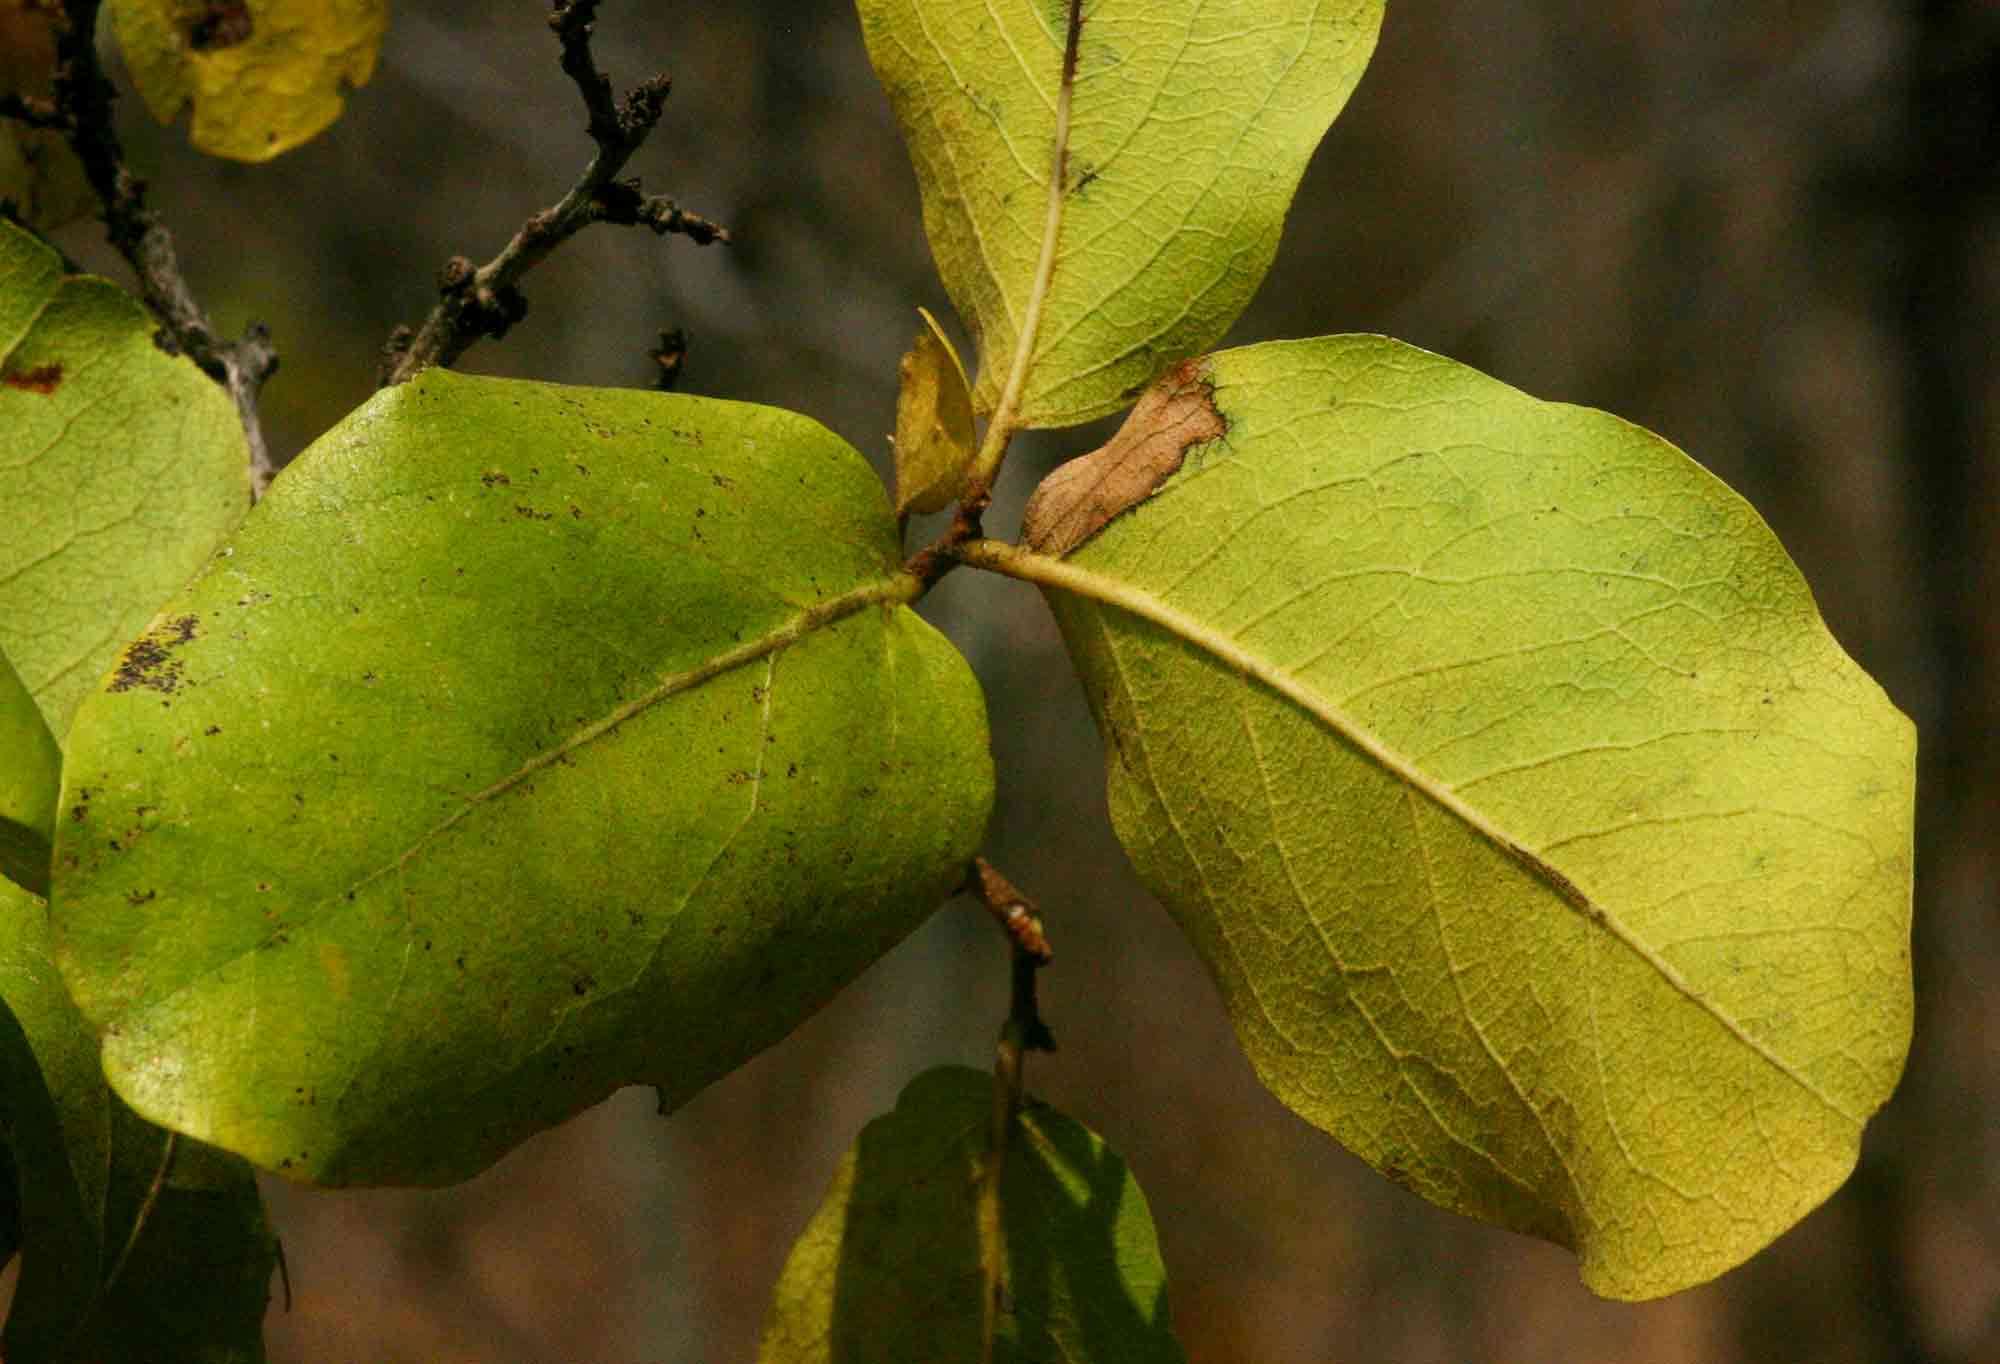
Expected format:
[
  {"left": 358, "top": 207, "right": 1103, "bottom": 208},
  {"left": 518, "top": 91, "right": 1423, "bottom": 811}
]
[{"left": 1020, "top": 358, "right": 1226, "bottom": 557}]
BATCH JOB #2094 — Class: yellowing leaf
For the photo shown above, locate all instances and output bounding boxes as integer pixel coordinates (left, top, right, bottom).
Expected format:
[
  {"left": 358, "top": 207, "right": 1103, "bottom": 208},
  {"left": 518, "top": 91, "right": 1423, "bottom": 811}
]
[
  {"left": 53, "top": 370, "right": 994, "bottom": 1186},
  {"left": 110, "top": 0, "right": 386, "bottom": 162},
  {"left": 996, "top": 335, "right": 1915, "bottom": 1299},
  {"left": 0, "top": 645, "right": 58, "bottom": 895},
  {"left": 0, "top": 1, "right": 94, "bottom": 230},
  {"left": 893, "top": 306, "right": 976, "bottom": 516},
  {"left": 857, "top": 0, "right": 1382, "bottom": 430},
  {"left": 759, "top": 1066, "right": 1185, "bottom": 1364},
  {"left": 0, "top": 218, "right": 251, "bottom": 743}
]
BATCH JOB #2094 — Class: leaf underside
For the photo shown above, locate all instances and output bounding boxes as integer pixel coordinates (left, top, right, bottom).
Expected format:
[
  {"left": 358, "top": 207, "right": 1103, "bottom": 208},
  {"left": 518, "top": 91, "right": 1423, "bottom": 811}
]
[
  {"left": 51, "top": 371, "right": 994, "bottom": 1186},
  {"left": 759, "top": 1066, "right": 1185, "bottom": 1364},
  {"left": 0, "top": 219, "right": 251, "bottom": 745},
  {"left": 1027, "top": 335, "right": 1914, "bottom": 1299},
  {"left": 857, "top": 0, "right": 1384, "bottom": 429}
]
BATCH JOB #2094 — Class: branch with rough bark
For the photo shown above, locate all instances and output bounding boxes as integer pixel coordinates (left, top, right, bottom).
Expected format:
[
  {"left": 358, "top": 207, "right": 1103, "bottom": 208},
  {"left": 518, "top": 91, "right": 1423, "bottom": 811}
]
[
  {"left": 380, "top": 0, "right": 727, "bottom": 387},
  {"left": 1, "top": 0, "right": 279, "bottom": 497}
]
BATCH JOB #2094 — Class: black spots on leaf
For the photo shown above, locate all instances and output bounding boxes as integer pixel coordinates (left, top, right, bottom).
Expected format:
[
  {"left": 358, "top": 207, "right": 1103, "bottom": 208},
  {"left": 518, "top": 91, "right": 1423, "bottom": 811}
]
[
  {"left": 185, "top": 0, "right": 253, "bottom": 50},
  {"left": 109, "top": 615, "right": 200, "bottom": 696},
  {"left": 480, "top": 471, "right": 512, "bottom": 488},
  {"left": 513, "top": 504, "right": 553, "bottom": 522},
  {"left": 571, "top": 974, "right": 596, "bottom": 997},
  {"left": 1, "top": 361, "right": 63, "bottom": 395},
  {"left": 124, "top": 888, "right": 156, "bottom": 907}
]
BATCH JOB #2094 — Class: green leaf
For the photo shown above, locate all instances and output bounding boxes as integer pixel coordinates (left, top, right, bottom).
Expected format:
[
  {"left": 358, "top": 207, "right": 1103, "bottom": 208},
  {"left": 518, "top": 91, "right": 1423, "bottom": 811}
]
[
  {"left": 0, "top": 218, "right": 251, "bottom": 743},
  {"left": 110, "top": 0, "right": 386, "bottom": 162},
  {"left": 0, "top": 875, "right": 274, "bottom": 1362},
  {"left": 893, "top": 307, "right": 976, "bottom": 516},
  {"left": 53, "top": 370, "right": 994, "bottom": 1186},
  {"left": 857, "top": 0, "right": 1382, "bottom": 431},
  {"left": 0, "top": 644, "right": 59, "bottom": 895},
  {"left": 996, "top": 335, "right": 1916, "bottom": 1300},
  {"left": 758, "top": 1066, "right": 1184, "bottom": 1364}
]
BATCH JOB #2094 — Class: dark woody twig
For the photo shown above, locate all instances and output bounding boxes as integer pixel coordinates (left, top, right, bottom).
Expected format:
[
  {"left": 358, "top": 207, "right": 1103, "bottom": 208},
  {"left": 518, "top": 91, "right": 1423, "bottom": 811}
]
[
  {"left": 963, "top": 857, "right": 1055, "bottom": 1360},
  {"left": 381, "top": 0, "right": 727, "bottom": 386},
  {"left": 2, "top": 0, "right": 280, "bottom": 498}
]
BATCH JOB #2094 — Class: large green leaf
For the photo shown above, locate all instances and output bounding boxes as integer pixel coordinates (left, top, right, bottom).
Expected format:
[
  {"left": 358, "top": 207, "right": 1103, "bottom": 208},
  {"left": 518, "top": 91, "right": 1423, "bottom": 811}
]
[
  {"left": 759, "top": 1066, "right": 1184, "bottom": 1363},
  {"left": 0, "top": 218, "right": 251, "bottom": 743},
  {"left": 52, "top": 370, "right": 994, "bottom": 1185},
  {"left": 110, "top": 0, "right": 386, "bottom": 162},
  {"left": 0, "top": 644, "right": 59, "bottom": 894},
  {"left": 857, "top": 0, "right": 1382, "bottom": 430},
  {"left": 0, "top": 875, "right": 274, "bottom": 1362},
  {"left": 993, "top": 336, "right": 1915, "bottom": 1300}
]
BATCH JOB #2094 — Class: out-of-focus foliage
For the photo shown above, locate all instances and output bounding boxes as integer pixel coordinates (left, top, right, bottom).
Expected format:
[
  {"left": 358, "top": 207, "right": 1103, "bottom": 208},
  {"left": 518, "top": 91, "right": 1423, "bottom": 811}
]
[{"left": 111, "top": 0, "right": 386, "bottom": 162}]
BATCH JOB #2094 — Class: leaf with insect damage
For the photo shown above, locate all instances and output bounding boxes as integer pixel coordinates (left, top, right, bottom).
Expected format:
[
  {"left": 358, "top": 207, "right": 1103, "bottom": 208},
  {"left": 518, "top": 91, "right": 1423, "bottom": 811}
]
[
  {"left": 758, "top": 1066, "right": 1184, "bottom": 1364},
  {"left": 51, "top": 369, "right": 994, "bottom": 1185},
  {"left": 0, "top": 219, "right": 250, "bottom": 744},
  {"left": 1005, "top": 335, "right": 1915, "bottom": 1299},
  {"left": 857, "top": 0, "right": 1383, "bottom": 430},
  {"left": 110, "top": 0, "right": 386, "bottom": 162}
]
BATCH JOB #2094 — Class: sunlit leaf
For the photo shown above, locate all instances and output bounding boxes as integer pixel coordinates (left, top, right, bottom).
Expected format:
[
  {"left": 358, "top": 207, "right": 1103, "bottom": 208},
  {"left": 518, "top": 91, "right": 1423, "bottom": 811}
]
[
  {"left": 1001, "top": 335, "right": 1915, "bottom": 1299},
  {"left": 0, "top": 645, "right": 58, "bottom": 895},
  {"left": 110, "top": 0, "right": 386, "bottom": 162},
  {"left": 759, "top": 1066, "right": 1184, "bottom": 1363},
  {"left": 0, "top": 218, "right": 250, "bottom": 743},
  {"left": 858, "top": 0, "right": 1382, "bottom": 429},
  {"left": 0, "top": 875, "right": 274, "bottom": 1361},
  {"left": 893, "top": 306, "right": 975, "bottom": 516},
  {"left": 53, "top": 370, "right": 994, "bottom": 1186}
]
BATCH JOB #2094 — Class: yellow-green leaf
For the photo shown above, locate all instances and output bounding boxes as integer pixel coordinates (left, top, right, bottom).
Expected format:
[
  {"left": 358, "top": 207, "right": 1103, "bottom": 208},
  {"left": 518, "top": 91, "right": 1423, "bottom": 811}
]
[
  {"left": 0, "top": 218, "right": 251, "bottom": 743},
  {"left": 995, "top": 335, "right": 1915, "bottom": 1300},
  {"left": 857, "top": 0, "right": 1382, "bottom": 430},
  {"left": 110, "top": 0, "right": 386, "bottom": 162},
  {"left": 759, "top": 1066, "right": 1185, "bottom": 1364},
  {"left": 0, "top": 645, "right": 58, "bottom": 895},
  {"left": 52, "top": 370, "right": 994, "bottom": 1186},
  {"left": 893, "top": 307, "right": 976, "bottom": 516}
]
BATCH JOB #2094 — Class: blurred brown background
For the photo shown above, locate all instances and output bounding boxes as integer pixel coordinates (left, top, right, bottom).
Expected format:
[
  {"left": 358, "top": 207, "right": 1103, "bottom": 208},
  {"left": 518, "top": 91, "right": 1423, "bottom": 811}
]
[{"left": 25, "top": 0, "right": 1999, "bottom": 1358}]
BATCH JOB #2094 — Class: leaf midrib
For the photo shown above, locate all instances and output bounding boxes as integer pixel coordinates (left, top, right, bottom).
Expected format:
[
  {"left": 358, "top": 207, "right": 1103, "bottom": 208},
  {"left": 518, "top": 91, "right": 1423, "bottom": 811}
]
[
  {"left": 116, "top": 572, "right": 923, "bottom": 1019},
  {"left": 962, "top": 538, "right": 1857, "bottom": 1125}
]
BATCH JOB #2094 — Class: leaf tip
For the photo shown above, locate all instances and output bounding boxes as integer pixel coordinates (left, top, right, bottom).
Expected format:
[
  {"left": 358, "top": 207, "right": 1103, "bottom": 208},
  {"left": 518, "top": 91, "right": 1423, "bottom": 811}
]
[{"left": 1021, "top": 358, "right": 1225, "bottom": 557}]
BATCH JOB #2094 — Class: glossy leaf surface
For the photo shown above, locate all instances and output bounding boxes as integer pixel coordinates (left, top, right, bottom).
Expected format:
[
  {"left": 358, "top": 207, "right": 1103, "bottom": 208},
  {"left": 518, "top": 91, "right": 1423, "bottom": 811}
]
[
  {"left": 0, "top": 219, "right": 250, "bottom": 742},
  {"left": 110, "top": 0, "right": 386, "bottom": 162},
  {"left": 857, "top": 0, "right": 1382, "bottom": 429},
  {"left": 1008, "top": 336, "right": 1915, "bottom": 1299},
  {"left": 759, "top": 1066, "right": 1184, "bottom": 1363},
  {"left": 53, "top": 371, "right": 994, "bottom": 1185},
  {"left": 0, "top": 645, "right": 58, "bottom": 894},
  {"left": 0, "top": 876, "right": 274, "bottom": 1362}
]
